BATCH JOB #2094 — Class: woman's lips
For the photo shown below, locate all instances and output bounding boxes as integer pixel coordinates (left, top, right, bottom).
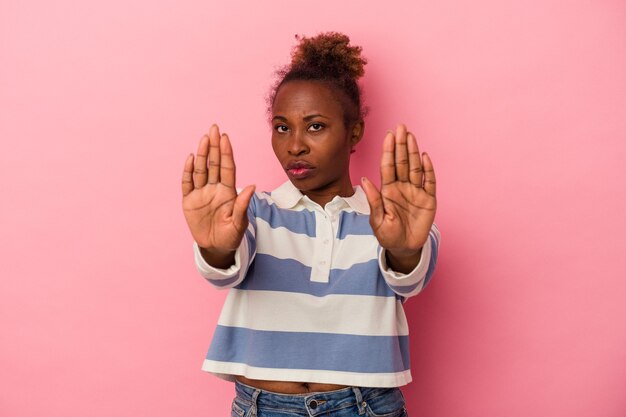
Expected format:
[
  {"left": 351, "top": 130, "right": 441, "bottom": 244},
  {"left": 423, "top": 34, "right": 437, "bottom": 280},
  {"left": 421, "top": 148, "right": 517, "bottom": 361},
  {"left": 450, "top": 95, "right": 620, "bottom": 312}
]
[
  {"left": 287, "top": 167, "right": 314, "bottom": 179},
  {"left": 286, "top": 162, "right": 314, "bottom": 179}
]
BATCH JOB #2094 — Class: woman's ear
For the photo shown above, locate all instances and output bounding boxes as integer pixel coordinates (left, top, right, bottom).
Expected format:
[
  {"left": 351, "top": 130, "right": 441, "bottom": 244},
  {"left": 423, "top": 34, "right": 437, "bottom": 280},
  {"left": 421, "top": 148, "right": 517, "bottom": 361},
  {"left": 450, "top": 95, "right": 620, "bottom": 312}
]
[{"left": 350, "top": 120, "right": 365, "bottom": 146}]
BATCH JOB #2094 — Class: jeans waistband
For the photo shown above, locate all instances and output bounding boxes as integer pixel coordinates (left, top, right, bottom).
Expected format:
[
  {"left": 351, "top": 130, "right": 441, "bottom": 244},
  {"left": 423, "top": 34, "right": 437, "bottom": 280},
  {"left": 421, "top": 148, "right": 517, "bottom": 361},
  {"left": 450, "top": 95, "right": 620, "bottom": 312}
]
[{"left": 234, "top": 379, "right": 401, "bottom": 416}]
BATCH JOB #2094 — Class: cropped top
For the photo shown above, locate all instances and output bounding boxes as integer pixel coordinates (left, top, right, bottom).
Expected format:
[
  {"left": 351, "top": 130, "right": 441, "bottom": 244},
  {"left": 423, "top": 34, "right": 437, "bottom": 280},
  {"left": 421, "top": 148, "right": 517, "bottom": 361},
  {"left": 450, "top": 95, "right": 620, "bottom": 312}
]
[{"left": 193, "top": 180, "right": 440, "bottom": 387}]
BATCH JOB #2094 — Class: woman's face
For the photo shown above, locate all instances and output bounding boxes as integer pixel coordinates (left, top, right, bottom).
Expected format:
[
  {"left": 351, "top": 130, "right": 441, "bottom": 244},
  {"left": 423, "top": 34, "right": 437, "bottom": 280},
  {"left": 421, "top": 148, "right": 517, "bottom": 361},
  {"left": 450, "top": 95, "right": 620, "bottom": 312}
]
[{"left": 271, "top": 80, "right": 362, "bottom": 198}]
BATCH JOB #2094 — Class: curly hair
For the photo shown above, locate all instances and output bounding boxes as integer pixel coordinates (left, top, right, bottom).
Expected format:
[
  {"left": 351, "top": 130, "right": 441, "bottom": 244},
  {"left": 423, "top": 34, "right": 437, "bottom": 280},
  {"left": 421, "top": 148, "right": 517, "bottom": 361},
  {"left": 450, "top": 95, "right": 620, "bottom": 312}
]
[{"left": 267, "top": 32, "right": 368, "bottom": 127}]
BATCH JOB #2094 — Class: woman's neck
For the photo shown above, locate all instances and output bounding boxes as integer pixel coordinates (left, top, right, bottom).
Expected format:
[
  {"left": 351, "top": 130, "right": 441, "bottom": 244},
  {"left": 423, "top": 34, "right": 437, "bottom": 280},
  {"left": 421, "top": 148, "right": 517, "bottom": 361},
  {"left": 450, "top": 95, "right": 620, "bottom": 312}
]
[{"left": 300, "top": 177, "right": 355, "bottom": 208}]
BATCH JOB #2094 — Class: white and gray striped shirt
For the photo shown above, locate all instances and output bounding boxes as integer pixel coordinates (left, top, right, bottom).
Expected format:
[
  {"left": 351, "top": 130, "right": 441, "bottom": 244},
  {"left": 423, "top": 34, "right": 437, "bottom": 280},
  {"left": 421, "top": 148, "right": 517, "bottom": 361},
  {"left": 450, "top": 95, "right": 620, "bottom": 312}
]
[{"left": 193, "top": 180, "right": 440, "bottom": 387}]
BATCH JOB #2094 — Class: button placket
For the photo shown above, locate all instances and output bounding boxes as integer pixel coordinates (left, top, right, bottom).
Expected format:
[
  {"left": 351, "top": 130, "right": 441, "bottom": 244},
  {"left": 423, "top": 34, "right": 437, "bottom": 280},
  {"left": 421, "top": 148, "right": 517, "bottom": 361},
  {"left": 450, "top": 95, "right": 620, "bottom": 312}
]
[
  {"left": 320, "top": 211, "right": 333, "bottom": 270},
  {"left": 310, "top": 210, "right": 332, "bottom": 282}
]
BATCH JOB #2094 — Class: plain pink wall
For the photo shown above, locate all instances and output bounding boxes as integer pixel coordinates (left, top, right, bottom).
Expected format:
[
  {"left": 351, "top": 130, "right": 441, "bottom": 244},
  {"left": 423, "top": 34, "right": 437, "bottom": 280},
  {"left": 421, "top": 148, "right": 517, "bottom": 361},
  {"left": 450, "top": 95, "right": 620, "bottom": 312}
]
[{"left": 1, "top": 0, "right": 625, "bottom": 416}]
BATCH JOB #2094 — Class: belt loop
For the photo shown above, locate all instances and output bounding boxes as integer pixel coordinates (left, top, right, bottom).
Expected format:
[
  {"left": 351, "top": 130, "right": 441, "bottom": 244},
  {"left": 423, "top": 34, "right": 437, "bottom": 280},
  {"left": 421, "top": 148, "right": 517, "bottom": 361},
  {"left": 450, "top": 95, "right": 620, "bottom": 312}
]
[
  {"left": 248, "top": 388, "right": 261, "bottom": 417},
  {"left": 352, "top": 387, "right": 366, "bottom": 415}
]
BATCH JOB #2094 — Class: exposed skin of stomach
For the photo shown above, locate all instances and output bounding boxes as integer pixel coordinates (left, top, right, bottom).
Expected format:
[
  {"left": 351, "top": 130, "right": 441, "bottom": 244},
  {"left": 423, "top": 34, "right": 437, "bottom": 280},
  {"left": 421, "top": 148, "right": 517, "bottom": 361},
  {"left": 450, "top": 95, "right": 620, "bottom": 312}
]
[{"left": 235, "top": 375, "right": 348, "bottom": 394}]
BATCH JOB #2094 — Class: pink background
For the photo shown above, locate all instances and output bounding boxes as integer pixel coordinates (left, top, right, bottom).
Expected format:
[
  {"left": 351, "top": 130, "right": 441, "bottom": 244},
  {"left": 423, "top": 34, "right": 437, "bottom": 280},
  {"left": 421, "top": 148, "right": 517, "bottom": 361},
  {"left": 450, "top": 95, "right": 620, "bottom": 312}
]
[{"left": 1, "top": 0, "right": 625, "bottom": 416}]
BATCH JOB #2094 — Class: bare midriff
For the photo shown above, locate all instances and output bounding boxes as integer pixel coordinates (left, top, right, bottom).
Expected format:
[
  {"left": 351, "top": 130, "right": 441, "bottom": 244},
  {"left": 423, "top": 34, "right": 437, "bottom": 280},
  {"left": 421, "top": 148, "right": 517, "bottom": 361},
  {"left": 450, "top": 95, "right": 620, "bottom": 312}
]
[{"left": 235, "top": 375, "right": 348, "bottom": 394}]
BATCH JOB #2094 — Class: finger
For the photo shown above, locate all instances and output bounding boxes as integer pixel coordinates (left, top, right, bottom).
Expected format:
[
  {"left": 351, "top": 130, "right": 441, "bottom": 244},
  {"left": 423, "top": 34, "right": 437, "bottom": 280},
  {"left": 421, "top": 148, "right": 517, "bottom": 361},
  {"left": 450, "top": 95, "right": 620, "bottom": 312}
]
[
  {"left": 422, "top": 152, "right": 436, "bottom": 196},
  {"left": 207, "top": 125, "right": 221, "bottom": 184},
  {"left": 361, "top": 177, "right": 385, "bottom": 227},
  {"left": 395, "top": 124, "right": 409, "bottom": 182},
  {"left": 220, "top": 133, "right": 236, "bottom": 189},
  {"left": 182, "top": 153, "right": 195, "bottom": 196},
  {"left": 232, "top": 185, "right": 256, "bottom": 227},
  {"left": 380, "top": 131, "right": 396, "bottom": 185},
  {"left": 193, "top": 134, "right": 209, "bottom": 189},
  {"left": 407, "top": 132, "right": 423, "bottom": 186}
]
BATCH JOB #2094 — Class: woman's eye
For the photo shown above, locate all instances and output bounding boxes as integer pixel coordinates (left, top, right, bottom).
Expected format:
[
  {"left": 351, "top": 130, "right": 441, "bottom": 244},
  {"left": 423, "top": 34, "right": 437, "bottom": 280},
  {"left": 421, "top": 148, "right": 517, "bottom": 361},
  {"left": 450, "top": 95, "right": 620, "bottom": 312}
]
[
  {"left": 308, "top": 123, "right": 324, "bottom": 132},
  {"left": 275, "top": 125, "right": 288, "bottom": 133}
]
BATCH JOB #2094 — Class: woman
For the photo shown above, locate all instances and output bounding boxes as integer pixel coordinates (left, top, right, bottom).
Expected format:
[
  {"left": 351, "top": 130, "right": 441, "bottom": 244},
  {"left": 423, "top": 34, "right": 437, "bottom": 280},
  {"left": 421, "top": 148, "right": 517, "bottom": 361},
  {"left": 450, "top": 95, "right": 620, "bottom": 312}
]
[{"left": 182, "top": 32, "right": 440, "bottom": 417}]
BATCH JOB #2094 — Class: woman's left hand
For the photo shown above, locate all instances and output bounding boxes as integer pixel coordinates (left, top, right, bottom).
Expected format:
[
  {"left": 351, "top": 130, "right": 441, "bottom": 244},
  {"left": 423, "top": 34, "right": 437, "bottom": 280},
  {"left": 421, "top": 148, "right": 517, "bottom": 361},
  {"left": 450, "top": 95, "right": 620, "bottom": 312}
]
[{"left": 361, "top": 124, "right": 437, "bottom": 272}]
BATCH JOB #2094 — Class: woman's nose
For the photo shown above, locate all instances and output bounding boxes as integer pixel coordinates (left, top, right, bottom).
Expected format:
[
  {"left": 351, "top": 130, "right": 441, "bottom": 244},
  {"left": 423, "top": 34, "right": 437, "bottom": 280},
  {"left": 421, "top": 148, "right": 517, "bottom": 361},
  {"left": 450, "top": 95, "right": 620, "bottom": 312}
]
[{"left": 287, "top": 131, "right": 309, "bottom": 156}]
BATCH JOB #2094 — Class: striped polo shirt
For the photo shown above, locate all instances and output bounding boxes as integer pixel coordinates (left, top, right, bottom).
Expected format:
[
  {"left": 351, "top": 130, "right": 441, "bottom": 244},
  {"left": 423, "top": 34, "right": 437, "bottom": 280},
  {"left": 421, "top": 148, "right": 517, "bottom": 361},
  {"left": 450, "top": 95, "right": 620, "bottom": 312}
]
[{"left": 193, "top": 180, "right": 440, "bottom": 387}]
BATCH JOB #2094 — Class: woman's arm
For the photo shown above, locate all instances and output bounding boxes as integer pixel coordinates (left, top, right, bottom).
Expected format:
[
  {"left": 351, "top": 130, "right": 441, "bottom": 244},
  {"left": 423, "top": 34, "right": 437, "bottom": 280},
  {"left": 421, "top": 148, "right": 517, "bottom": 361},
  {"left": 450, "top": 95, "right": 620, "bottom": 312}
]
[
  {"left": 182, "top": 124, "right": 256, "bottom": 287},
  {"left": 361, "top": 123, "right": 439, "bottom": 296}
]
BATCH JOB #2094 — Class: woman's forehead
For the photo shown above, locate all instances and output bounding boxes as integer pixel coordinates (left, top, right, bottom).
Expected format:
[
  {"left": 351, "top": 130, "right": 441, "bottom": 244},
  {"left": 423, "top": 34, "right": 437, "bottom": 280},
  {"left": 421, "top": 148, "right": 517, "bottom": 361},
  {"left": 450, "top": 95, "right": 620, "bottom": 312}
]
[{"left": 272, "top": 80, "right": 344, "bottom": 118}]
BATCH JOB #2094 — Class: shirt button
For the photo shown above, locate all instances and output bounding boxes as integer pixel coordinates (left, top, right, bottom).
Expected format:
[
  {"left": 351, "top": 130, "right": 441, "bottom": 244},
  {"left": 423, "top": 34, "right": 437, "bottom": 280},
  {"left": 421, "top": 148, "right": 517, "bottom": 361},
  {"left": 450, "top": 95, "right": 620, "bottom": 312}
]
[
  {"left": 309, "top": 400, "right": 318, "bottom": 409},
  {"left": 320, "top": 260, "right": 326, "bottom": 265},
  {"left": 323, "top": 239, "right": 329, "bottom": 244}
]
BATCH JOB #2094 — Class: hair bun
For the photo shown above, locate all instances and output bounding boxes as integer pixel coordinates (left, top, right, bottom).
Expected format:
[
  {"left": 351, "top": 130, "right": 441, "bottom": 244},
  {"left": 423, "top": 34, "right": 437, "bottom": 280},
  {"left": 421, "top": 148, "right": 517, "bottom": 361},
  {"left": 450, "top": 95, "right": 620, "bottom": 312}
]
[
  {"left": 290, "top": 32, "right": 367, "bottom": 80},
  {"left": 267, "top": 31, "right": 368, "bottom": 125}
]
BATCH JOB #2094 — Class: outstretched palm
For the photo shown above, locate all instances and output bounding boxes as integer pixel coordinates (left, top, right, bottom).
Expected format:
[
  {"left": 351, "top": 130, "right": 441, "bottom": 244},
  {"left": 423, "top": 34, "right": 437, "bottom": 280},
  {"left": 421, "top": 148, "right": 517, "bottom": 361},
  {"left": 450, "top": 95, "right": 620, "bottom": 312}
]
[
  {"left": 362, "top": 124, "right": 436, "bottom": 259},
  {"left": 181, "top": 124, "right": 255, "bottom": 254}
]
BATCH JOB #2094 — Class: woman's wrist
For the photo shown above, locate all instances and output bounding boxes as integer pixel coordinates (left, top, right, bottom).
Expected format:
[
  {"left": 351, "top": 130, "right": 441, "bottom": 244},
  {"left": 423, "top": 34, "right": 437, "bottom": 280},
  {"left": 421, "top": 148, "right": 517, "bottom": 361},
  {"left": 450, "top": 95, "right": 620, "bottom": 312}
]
[
  {"left": 385, "top": 248, "right": 422, "bottom": 274},
  {"left": 199, "top": 246, "right": 237, "bottom": 269}
]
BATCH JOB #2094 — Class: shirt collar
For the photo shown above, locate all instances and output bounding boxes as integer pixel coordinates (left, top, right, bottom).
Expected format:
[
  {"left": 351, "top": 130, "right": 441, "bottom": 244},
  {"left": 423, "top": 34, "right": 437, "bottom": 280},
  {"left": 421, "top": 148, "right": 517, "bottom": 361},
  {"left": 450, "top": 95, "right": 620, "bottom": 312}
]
[{"left": 270, "top": 180, "right": 370, "bottom": 215}]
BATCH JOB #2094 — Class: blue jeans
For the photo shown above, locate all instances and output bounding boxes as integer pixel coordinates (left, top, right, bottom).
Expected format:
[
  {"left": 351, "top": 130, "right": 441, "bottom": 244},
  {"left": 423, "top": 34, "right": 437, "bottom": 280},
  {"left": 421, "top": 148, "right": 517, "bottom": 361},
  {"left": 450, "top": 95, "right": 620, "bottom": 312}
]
[{"left": 231, "top": 380, "right": 408, "bottom": 417}]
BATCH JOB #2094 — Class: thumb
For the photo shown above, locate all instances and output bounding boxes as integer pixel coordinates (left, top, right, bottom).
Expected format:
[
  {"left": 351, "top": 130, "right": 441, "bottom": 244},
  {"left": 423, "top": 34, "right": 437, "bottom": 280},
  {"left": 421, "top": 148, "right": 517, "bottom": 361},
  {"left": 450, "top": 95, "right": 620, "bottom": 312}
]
[
  {"left": 361, "top": 177, "right": 384, "bottom": 227},
  {"left": 232, "top": 184, "right": 255, "bottom": 227}
]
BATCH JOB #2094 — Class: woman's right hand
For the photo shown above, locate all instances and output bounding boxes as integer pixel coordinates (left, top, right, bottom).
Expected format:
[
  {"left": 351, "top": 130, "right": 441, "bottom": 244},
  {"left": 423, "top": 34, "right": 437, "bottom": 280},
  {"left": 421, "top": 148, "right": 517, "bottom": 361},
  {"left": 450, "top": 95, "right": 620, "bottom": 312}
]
[{"left": 181, "top": 124, "right": 255, "bottom": 267}]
